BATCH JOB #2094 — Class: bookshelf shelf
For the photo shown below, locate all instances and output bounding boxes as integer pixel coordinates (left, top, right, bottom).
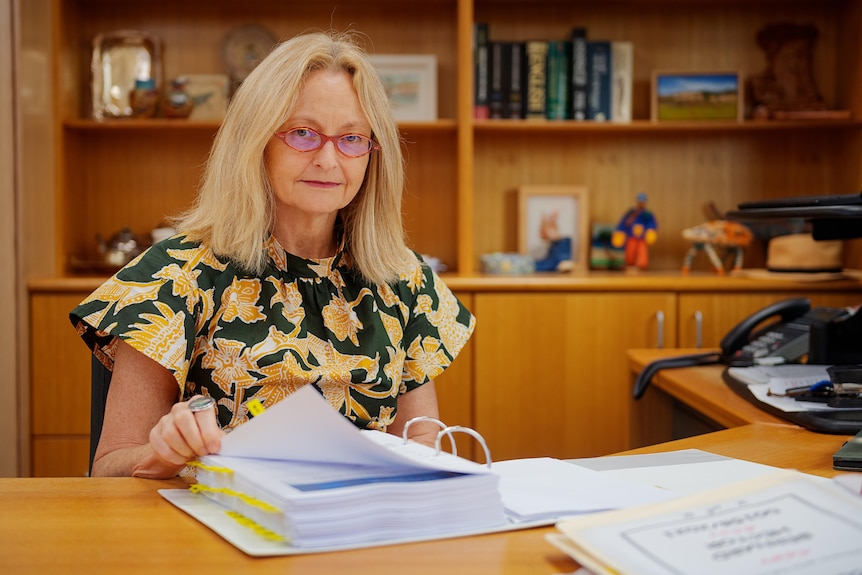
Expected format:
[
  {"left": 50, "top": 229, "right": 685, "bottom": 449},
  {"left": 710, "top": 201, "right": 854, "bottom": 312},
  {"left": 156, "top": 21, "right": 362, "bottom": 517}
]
[
  {"left": 63, "top": 119, "right": 459, "bottom": 132},
  {"left": 473, "top": 119, "right": 862, "bottom": 133}
]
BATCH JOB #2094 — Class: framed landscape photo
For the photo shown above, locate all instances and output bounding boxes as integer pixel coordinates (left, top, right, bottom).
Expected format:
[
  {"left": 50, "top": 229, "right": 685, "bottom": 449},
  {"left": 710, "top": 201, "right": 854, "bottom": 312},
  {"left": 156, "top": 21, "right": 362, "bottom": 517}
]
[
  {"left": 651, "top": 71, "right": 742, "bottom": 122},
  {"left": 518, "top": 185, "right": 590, "bottom": 272},
  {"left": 368, "top": 54, "right": 437, "bottom": 121}
]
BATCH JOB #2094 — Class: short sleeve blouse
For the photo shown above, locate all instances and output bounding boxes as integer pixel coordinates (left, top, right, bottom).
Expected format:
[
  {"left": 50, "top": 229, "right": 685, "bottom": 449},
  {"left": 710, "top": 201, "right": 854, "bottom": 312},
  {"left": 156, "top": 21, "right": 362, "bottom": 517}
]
[{"left": 69, "top": 234, "right": 475, "bottom": 432}]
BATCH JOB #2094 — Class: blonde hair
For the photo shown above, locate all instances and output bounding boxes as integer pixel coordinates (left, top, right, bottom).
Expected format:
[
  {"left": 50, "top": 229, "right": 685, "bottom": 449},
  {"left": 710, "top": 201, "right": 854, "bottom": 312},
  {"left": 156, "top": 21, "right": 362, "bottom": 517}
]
[{"left": 173, "top": 30, "right": 415, "bottom": 284}]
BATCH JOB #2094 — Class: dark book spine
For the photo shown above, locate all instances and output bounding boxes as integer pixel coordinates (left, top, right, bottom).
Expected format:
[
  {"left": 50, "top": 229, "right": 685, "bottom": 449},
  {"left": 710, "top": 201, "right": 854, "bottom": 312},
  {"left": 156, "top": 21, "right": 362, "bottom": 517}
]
[
  {"left": 488, "top": 41, "right": 507, "bottom": 119},
  {"left": 587, "top": 40, "right": 612, "bottom": 121},
  {"left": 473, "top": 22, "right": 490, "bottom": 119},
  {"left": 524, "top": 40, "right": 548, "bottom": 119},
  {"left": 506, "top": 42, "right": 526, "bottom": 119},
  {"left": 545, "top": 40, "right": 571, "bottom": 120},
  {"left": 570, "top": 27, "right": 588, "bottom": 121}
]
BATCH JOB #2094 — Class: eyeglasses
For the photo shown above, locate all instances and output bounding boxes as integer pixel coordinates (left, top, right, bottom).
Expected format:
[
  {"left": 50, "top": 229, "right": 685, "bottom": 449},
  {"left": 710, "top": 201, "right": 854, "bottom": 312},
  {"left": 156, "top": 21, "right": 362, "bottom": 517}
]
[{"left": 274, "top": 127, "right": 381, "bottom": 158}]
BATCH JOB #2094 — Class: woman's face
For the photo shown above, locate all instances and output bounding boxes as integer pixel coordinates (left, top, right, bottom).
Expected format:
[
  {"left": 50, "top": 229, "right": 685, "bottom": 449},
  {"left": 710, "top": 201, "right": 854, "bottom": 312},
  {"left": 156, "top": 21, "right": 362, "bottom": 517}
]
[{"left": 265, "top": 69, "right": 372, "bottom": 227}]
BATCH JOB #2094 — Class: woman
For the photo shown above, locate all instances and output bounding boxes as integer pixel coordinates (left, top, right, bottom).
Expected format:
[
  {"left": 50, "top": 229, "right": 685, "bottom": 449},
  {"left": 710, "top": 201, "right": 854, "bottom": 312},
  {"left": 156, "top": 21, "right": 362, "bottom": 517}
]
[{"left": 70, "top": 31, "right": 475, "bottom": 478}]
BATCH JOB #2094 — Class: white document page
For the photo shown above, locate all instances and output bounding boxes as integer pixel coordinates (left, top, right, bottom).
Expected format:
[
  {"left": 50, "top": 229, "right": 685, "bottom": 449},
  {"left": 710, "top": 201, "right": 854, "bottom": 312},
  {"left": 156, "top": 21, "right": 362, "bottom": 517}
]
[
  {"left": 568, "top": 449, "right": 819, "bottom": 496},
  {"left": 491, "top": 457, "right": 676, "bottom": 521},
  {"left": 215, "top": 385, "right": 488, "bottom": 475},
  {"left": 555, "top": 471, "right": 862, "bottom": 575}
]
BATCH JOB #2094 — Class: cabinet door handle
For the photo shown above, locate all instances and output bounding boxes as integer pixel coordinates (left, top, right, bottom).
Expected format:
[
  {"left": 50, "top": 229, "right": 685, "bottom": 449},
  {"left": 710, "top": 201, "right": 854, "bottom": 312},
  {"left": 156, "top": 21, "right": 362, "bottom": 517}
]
[
  {"left": 695, "top": 310, "right": 703, "bottom": 348},
  {"left": 656, "top": 310, "right": 665, "bottom": 349}
]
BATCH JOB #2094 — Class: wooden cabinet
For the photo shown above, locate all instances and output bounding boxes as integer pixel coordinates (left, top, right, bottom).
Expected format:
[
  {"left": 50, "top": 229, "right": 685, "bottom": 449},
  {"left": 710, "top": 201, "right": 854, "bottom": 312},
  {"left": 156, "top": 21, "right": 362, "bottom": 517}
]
[
  {"left": 472, "top": 291, "right": 676, "bottom": 460},
  {"left": 29, "top": 291, "right": 92, "bottom": 477},
  {"left": 678, "top": 291, "right": 862, "bottom": 348},
  {"left": 41, "top": 0, "right": 862, "bottom": 277}
]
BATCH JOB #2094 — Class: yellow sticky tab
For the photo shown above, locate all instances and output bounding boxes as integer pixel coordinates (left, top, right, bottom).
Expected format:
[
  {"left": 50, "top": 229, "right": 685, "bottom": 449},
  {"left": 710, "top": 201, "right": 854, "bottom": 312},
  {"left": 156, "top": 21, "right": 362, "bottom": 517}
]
[{"left": 247, "top": 399, "right": 265, "bottom": 416}]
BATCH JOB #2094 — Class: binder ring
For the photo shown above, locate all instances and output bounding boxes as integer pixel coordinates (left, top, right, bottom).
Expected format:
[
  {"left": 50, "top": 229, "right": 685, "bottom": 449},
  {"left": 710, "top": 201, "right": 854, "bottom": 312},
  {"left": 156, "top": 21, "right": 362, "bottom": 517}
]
[
  {"left": 402, "top": 416, "right": 450, "bottom": 448},
  {"left": 435, "top": 426, "right": 492, "bottom": 469}
]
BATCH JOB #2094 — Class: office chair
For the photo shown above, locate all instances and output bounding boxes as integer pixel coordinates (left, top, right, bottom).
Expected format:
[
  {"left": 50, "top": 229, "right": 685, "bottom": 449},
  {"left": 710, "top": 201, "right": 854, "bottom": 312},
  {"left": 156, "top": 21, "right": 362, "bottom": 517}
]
[{"left": 89, "top": 355, "right": 113, "bottom": 474}]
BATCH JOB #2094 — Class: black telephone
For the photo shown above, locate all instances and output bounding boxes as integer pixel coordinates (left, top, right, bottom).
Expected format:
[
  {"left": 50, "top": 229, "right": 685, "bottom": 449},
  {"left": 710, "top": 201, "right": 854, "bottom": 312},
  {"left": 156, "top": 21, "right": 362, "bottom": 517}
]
[
  {"left": 633, "top": 297, "right": 854, "bottom": 399},
  {"left": 719, "top": 298, "right": 845, "bottom": 367}
]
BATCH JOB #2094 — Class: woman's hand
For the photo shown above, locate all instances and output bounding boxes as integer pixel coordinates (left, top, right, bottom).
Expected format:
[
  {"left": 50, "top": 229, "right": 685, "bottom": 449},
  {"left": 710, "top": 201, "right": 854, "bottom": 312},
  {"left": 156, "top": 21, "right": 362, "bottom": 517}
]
[{"left": 147, "top": 396, "right": 225, "bottom": 467}]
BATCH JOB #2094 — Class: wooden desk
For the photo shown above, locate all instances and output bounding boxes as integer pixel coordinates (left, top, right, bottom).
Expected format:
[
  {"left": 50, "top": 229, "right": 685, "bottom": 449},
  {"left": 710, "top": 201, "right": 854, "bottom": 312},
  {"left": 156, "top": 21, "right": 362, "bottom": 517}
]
[
  {"left": 627, "top": 348, "right": 795, "bottom": 447},
  {"left": 0, "top": 424, "right": 851, "bottom": 574}
]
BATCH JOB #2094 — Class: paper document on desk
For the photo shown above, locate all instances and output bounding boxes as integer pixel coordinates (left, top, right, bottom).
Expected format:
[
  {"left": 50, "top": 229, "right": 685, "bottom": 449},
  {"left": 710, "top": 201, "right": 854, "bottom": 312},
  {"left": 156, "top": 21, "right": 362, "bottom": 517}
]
[
  {"left": 728, "top": 364, "right": 860, "bottom": 413},
  {"left": 550, "top": 470, "right": 862, "bottom": 575},
  {"left": 567, "top": 448, "right": 813, "bottom": 496},
  {"left": 491, "top": 458, "right": 676, "bottom": 522}
]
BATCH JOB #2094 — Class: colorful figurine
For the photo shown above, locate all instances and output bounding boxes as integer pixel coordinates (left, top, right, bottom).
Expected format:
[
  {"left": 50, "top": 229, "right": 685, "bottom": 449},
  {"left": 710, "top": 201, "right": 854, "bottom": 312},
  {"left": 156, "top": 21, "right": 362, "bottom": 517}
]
[
  {"left": 681, "top": 220, "right": 753, "bottom": 275},
  {"left": 611, "top": 193, "right": 657, "bottom": 270}
]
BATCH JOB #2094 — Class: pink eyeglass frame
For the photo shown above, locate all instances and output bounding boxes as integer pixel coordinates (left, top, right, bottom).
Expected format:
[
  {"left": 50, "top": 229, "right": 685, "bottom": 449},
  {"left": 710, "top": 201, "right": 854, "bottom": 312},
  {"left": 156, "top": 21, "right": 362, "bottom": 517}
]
[{"left": 273, "top": 127, "right": 381, "bottom": 158}]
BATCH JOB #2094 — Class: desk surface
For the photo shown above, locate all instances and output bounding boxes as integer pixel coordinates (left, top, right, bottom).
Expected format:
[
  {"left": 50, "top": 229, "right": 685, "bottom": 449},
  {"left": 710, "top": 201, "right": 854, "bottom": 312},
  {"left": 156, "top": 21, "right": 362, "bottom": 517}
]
[
  {"left": 628, "top": 348, "right": 790, "bottom": 428},
  {"left": 0, "top": 424, "right": 852, "bottom": 574}
]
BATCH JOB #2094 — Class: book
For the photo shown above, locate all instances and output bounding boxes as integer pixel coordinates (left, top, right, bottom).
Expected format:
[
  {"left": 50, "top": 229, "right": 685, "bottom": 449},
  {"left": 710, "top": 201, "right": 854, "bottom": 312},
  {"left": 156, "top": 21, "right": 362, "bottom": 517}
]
[
  {"left": 570, "top": 27, "right": 588, "bottom": 121},
  {"left": 524, "top": 40, "right": 548, "bottom": 119},
  {"left": 472, "top": 22, "right": 490, "bottom": 119},
  {"left": 488, "top": 40, "right": 508, "bottom": 119},
  {"left": 505, "top": 41, "right": 526, "bottom": 119},
  {"left": 586, "top": 40, "right": 611, "bottom": 121},
  {"left": 549, "top": 470, "right": 862, "bottom": 575},
  {"left": 611, "top": 41, "right": 633, "bottom": 123},
  {"left": 545, "top": 40, "right": 570, "bottom": 120}
]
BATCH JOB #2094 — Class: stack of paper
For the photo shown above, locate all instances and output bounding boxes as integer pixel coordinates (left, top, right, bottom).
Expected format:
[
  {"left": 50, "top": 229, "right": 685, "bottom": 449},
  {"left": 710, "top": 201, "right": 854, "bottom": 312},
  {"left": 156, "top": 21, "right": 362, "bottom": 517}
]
[
  {"left": 549, "top": 470, "right": 862, "bottom": 574},
  {"left": 189, "top": 386, "right": 506, "bottom": 548}
]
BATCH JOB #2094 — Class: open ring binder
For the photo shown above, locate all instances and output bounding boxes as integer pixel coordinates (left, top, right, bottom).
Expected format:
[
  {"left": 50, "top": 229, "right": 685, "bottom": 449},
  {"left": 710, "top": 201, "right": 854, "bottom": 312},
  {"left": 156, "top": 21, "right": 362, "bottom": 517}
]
[
  {"left": 402, "top": 417, "right": 492, "bottom": 467},
  {"left": 435, "top": 426, "right": 492, "bottom": 469}
]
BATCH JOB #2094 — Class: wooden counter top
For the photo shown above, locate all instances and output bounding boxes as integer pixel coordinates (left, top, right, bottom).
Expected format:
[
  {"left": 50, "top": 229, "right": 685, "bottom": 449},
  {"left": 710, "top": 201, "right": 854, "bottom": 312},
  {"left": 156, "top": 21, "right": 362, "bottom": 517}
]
[{"left": 28, "top": 270, "right": 862, "bottom": 293}]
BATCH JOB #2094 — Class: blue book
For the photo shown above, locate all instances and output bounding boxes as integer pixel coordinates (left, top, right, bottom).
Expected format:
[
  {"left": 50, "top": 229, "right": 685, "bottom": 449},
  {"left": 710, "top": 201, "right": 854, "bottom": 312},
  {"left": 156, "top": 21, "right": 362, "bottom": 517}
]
[{"left": 586, "top": 40, "right": 611, "bottom": 121}]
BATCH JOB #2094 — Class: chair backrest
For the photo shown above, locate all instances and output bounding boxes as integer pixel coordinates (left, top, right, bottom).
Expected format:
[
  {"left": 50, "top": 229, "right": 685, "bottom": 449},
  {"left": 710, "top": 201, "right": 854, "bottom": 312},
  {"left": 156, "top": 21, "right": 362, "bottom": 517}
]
[{"left": 89, "top": 355, "right": 112, "bottom": 474}]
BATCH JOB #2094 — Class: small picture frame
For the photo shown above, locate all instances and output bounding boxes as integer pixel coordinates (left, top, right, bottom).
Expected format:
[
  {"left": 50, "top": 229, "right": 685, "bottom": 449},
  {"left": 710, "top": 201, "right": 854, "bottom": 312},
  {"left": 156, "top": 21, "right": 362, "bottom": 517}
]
[
  {"left": 518, "top": 185, "right": 590, "bottom": 272},
  {"left": 91, "top": 30, "right": 162, "bottom": 120},
  {"left": 651, "top": 70, "right": 742, "bottom": 122},
  {"left": 368, "top": 54, "right": 437, "bottom": 122},
  {"left": 182, "top": 74, "right": 230, "bottom": 121}
]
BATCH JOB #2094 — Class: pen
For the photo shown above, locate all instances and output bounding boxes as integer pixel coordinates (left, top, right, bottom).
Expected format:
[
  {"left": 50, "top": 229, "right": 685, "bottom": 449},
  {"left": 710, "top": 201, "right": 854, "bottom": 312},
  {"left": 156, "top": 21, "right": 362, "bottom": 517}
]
[{"left": 769, "top": 380, "right": 832, "bottom": 397}]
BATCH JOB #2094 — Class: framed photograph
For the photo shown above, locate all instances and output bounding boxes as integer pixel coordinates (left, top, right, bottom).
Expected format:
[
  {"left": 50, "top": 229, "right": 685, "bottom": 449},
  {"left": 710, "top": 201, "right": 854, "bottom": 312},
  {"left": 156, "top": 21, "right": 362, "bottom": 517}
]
[
  {"left": 183, "top": 74, "right": 230, "bottom": 121},
  {"left": 368, "top": 54, "right": 437, "bottom": 121},
  {"left": 651, "top": 71, "right": 742, "bottom": 122},
  {"left": 518, "top": 185, "right": 590, "bottom": 272},
  {"left": 91, "top": 30, "right": 162, "bottom": 120}
]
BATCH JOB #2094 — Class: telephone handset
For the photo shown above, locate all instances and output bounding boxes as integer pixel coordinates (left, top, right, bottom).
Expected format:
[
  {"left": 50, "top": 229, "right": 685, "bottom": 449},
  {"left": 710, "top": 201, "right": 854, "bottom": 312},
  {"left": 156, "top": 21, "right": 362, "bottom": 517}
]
[
  {"left": 633, "top": 297, "right": 853, "bottom": 399},
  {"left": 720, "top": 297, "right": 813, "bottom": 366}
]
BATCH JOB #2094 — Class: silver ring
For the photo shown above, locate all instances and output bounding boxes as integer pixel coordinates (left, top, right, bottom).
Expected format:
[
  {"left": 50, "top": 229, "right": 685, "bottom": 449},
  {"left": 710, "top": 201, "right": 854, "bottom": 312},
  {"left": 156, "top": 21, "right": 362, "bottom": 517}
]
[{"left": 188, "top": 396, "right": 215, "bottom": 413}]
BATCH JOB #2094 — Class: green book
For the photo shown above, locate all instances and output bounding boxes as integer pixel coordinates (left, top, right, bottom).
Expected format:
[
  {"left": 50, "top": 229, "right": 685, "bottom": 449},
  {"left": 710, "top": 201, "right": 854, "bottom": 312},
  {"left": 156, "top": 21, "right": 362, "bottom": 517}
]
[{"left": 545, "top": 40, "right": 570, "bottom": 120}]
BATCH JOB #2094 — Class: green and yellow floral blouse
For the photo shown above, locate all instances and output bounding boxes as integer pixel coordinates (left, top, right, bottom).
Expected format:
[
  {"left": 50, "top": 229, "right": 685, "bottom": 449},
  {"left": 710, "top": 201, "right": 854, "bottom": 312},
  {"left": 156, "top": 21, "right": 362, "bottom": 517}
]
[{"left": 70, "top": 234, "right": 475, "bottom": 432}]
